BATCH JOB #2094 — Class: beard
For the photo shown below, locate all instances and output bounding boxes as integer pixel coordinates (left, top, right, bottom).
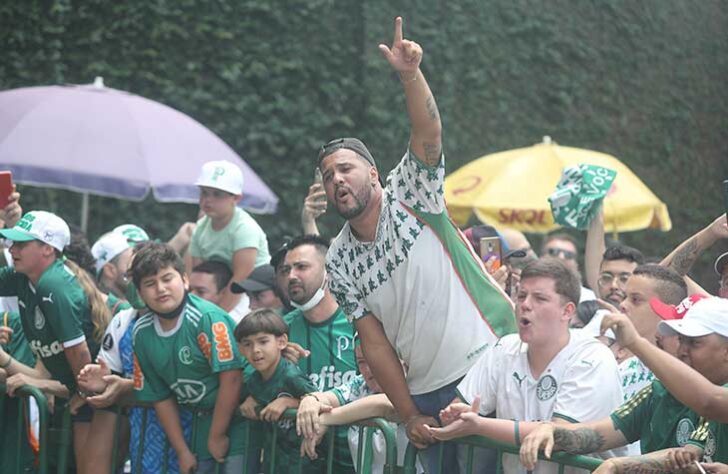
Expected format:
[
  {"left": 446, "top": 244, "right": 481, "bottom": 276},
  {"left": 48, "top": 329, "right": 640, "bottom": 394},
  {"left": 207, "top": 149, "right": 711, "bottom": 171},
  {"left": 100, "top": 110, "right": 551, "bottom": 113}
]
[{"left": 334, "top": 183, "right": 371, "bottom": 220}]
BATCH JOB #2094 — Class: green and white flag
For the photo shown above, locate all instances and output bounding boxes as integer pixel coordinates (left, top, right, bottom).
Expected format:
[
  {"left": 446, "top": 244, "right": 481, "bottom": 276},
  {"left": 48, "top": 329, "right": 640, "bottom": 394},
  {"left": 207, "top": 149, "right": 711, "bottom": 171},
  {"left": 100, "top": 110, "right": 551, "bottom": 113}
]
[{"left": 549, "top": 164, "right": 617, "bottom": 230}]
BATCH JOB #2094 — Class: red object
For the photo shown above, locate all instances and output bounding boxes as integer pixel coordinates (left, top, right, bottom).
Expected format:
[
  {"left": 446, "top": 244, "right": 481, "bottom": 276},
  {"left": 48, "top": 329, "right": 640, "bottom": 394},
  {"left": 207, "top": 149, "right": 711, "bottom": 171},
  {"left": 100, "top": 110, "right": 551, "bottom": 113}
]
[
  {"left": 0, "top": 171, "right": 12, "bottom": 209},
  {"left": 650, "top": 294, "right": 709, "bottom": 321}
]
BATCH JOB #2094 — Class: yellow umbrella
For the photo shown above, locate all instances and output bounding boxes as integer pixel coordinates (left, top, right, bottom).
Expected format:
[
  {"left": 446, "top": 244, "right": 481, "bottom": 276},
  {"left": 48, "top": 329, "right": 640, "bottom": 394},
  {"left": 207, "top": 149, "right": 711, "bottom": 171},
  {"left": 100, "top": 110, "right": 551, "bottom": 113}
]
[{"left": 445, "top": 137, "right": 671, "bottom": 233}]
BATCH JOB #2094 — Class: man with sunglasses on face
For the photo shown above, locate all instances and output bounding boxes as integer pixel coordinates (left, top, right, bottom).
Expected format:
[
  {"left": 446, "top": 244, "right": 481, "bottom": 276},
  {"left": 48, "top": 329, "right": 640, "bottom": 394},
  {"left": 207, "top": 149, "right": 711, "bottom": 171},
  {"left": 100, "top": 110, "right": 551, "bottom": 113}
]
[{"left": 542, "top": 232, "right": 597, "bottom": 303}]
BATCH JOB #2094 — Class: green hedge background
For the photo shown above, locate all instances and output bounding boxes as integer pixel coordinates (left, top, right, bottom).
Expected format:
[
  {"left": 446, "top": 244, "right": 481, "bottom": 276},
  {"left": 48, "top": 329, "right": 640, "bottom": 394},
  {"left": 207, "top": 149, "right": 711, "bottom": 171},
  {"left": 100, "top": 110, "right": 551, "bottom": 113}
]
[{"left": 2, "top": 1, "right": 727, "bottom": 291}]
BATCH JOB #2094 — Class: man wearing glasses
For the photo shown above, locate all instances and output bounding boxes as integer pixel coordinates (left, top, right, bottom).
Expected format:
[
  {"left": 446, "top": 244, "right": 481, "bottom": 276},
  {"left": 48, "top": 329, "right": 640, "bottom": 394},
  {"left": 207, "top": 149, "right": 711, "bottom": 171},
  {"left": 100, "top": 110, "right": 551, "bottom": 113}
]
[{"left": 597, "top": 244, "right": 645, "bottom": 305}]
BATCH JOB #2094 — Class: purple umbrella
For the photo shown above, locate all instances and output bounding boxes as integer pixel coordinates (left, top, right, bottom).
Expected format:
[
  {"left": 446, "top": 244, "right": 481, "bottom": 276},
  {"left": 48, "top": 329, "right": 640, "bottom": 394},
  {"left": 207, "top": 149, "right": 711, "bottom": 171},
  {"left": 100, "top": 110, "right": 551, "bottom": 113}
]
[{"left": 0, "top": 77, "right": 279, "bottom": 218}]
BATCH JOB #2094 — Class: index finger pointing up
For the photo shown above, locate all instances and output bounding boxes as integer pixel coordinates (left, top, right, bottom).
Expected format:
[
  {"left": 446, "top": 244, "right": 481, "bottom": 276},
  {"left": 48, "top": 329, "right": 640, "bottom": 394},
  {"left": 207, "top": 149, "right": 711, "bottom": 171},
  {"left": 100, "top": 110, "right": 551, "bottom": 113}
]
[{"left": 392, "top": 16, "right": 403, "bottom": 44}]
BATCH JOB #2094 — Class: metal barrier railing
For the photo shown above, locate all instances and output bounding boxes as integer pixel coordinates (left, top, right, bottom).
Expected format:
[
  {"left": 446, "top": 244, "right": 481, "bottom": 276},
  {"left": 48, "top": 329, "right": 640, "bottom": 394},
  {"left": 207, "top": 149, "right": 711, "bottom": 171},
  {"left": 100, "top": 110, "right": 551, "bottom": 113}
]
[
  {"left": 3, "top": 388, "right": 400, "bottom": 474},
  {"left": 402, "top": 434, "right": 604, "bottom": 473},
  {"left": 10, "top": 385, "right": 51, "bottom": 474}
]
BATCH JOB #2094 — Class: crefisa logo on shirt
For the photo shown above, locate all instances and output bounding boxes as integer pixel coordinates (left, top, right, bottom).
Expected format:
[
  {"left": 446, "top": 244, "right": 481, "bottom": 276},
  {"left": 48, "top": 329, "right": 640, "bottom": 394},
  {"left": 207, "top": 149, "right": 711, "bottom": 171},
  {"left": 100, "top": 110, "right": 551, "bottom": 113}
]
[
  {"left": 675, "top": 418, "right": 695, "bottom": 446},
  {"left": 536, "top": 375, "right": 558, "bottom": 401}
]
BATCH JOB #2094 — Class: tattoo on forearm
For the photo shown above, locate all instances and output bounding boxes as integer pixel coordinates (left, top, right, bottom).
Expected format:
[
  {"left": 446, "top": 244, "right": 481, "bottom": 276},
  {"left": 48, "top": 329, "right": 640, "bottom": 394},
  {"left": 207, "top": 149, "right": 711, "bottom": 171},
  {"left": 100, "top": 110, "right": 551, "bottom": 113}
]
[
  {"left": 670, "top": 239, "right": 700, "bottom": 275},
  {"left": 614, "top": 455, "right": 673, "bottom": 473},
  {"left": 425, "top": 96, "right": 440, "bottom": 122},
  {"left": 553, "top": 427, "right": 605, "bottom": 454}
]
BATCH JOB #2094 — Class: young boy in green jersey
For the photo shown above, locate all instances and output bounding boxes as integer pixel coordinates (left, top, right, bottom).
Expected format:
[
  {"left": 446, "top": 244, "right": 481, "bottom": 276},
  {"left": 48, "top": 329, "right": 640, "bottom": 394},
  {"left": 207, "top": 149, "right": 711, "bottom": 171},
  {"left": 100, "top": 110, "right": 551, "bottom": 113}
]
[
  {"left": 130, "top": 242, "right": 247, "bottom": 474},
  {"left": 235, "top": 308, "right": 322, "bottom": 473}
]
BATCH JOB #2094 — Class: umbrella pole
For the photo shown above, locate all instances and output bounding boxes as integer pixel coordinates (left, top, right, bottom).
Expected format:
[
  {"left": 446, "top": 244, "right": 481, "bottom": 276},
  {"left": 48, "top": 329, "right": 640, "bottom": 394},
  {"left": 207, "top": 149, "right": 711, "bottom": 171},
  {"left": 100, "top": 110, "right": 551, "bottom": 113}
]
[{"left": 81, "top": 192, "right": 89, "bottom": 233}]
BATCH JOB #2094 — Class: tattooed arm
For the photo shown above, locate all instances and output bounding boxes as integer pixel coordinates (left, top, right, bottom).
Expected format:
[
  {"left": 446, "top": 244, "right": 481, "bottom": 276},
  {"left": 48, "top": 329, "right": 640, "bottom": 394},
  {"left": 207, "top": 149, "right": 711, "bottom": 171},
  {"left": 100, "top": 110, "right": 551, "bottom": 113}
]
[
  {"left": 520, "top": 418, "right": 627, "bottom": 470},
  {"left": 379, "top": 17, "right": 442, "bottom": 167},
  {"left": 593, "top": 445, "right": 704, "bottom": 474},
  {"left": 661, "top": 214, "right": 728, "bottom": 276}
]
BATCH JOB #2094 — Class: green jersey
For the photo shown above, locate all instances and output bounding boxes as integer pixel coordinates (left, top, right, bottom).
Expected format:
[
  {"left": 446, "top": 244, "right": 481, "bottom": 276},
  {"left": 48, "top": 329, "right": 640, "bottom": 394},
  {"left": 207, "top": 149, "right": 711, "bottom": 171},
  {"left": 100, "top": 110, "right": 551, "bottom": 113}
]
[
  {"left": 687, "top": 383, "right": 728, "bottom": 464},
  {"left": 610, "top": 380, "right": 702, "bottom": 453},
  {"left": 247, "top": 357, "right": 320, "bottom": 473},
  {"left": 0, "top": 311, "right": 36, "bottom": 473},
  {"left": 284, "top": 307, "right": 357, "bottom": 472},
  {"left": 284, "top": 307, "right": 357, "bottom": 391},
  {"left": 132, "top": 293, "right": 247, "bottom": 460},
  {"left": 0, "top": 260, "right": 93, "bottom": 389}
]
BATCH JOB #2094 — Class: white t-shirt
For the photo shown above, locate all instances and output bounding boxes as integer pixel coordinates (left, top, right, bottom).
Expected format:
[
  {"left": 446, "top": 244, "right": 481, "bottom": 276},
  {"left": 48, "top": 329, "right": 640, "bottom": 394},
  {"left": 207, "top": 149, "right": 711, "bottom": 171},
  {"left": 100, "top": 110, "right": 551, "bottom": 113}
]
[
  {"left": 97, "top": 307, "right": 137, "bottom": 374},
  {"left": 327, "top": 150, "right": 516, "bottom": 394},
  {"left": 457, "top": 331, "right": 628, "bottom": 474}
]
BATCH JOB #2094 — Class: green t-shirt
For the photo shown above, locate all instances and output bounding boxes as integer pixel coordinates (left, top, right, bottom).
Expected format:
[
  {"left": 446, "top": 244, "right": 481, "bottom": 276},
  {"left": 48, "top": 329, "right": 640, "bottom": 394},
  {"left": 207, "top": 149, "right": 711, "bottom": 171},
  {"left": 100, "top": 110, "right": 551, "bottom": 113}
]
[
  {"left": 190, "top": 207, "right": 271, "bottom": 268},
  {"left": 132, "top": 293, "right": 247, "bottom": 460},
  {"left": 284, "top": 306, "right": 357, "bottom": 472},
  {"left": 687, "top": 383, "right": 728, "bottom": 464},
  {"left": 0, "top": 260, "right": 93, "bottom": 390},
  {"left": 610, "top": 380, "right": 702, "bottom": 453},
  {"left": 0, "top": 310, "right": 36, "bottom": 472},
  {"left": 247, "top": 357, "right": 320, "bottom": 473}
]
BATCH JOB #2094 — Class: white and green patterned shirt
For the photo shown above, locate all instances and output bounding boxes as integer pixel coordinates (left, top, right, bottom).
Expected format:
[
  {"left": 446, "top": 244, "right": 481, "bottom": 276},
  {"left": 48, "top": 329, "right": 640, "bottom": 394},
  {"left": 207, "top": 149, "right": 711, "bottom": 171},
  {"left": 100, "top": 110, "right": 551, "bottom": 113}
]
[{"left": 327, "top": 149, "right": 516, "bottom": 395}]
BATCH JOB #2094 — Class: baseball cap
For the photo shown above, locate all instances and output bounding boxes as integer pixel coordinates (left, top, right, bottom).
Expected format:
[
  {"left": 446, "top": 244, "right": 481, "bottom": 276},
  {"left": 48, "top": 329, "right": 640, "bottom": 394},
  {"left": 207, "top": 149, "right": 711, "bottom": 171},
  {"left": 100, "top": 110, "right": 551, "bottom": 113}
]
[
  {"left": 0, "top": 211, "right": 70, "bottom": 252},
  {"left": 231, "top": 264, "right": 275, "bottom": 294},
  {"left": 659, "top": 297, "right": 728, "bottom": 338},
  {"left": 92, "top": 233, "right": 132, "bottom": 275},
  {"left": 714, "top": 251, "right": 728, "bottom": 276},
  {"left": 112, "top": 224, "right": 149, "bottom": 244},
  {"left": 650, "top": 294, "right": 709, "bottom": 321},
  {"left": 195, "top": 161, "right": 244, "bottom": 195},
  {"left": 318, "top": 138, "right": 376, "bottom": 168}
]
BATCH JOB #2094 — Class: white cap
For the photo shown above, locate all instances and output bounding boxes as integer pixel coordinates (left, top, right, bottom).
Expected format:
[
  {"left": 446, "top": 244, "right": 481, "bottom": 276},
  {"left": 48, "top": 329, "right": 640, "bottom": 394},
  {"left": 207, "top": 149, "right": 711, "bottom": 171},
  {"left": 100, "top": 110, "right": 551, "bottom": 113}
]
[
  {"left": 659, "top": 297, "right": 728, "bottom": 338},
  {"left": 112, "top": 224, "right": 149, "bottom": 244},
  {"left": 92, "top": 233, "right": 132, "bottom": 275},
  {"left": 0, "top": 210, "right": 70, "bottom": 252},
  {"left": 194, "top": 161, "right": 244, "bottom": 195}
]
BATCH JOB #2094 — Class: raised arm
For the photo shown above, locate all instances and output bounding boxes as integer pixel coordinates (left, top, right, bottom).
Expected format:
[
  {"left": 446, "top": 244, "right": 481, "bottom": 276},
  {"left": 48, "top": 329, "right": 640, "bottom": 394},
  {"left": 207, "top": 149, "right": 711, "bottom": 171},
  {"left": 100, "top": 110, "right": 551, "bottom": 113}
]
[
  {"left": 661, "top": 214, "right": 727, "bottom": 277},
  {"left": 379, "top": 16, "right": 442, "bottom": 166},
  {"left": 585, "top": 207, "right": 606, "bottom": 292}
]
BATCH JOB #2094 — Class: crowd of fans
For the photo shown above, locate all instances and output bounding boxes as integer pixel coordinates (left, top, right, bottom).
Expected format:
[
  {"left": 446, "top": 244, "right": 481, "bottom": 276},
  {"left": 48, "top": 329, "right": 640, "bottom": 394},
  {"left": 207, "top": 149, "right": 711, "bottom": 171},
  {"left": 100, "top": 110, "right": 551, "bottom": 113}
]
[{"left": 1, "top": 15, "right": 728, "bottom": 474}]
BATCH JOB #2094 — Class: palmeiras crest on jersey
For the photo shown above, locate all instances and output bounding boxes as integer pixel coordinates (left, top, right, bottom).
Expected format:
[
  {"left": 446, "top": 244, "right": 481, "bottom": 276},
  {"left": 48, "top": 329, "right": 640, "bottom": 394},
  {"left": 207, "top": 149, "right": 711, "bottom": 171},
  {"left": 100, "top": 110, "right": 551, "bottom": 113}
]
[
  {"left": 537, "top": 374, "right": 558, "bottom": 401},
  {"left": 676, "top": 418, "right": 695, "bottom": 446}
]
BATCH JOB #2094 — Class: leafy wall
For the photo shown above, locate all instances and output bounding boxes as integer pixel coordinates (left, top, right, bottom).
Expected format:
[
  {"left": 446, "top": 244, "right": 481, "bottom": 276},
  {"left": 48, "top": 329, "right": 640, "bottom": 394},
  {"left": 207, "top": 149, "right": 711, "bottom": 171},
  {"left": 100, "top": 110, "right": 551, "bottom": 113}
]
[{"left": 2, "top": 0, "right": 727, "bottom": 290}]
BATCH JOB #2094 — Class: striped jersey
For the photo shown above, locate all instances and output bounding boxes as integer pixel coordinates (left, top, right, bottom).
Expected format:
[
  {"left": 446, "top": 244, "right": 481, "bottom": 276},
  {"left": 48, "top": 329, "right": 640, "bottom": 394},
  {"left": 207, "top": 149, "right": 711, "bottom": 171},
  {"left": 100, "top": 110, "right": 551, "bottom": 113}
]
[{"left": 327, "top": 149, "right": 516, "bottom": 394}]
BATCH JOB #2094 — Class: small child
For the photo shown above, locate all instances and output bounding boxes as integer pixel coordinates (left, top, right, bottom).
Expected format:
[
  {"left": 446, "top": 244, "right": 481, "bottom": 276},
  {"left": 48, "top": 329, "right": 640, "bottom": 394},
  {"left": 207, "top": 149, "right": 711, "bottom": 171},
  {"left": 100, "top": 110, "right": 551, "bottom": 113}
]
[
  {"left": 234, "top": 309, "right": 321, "bottom": 473},
  {"left": 188, "top": 161, "right": 270, "bottom": 313},
  {"left": 130, "top": 242, "right": 248, "bottom": 474}
]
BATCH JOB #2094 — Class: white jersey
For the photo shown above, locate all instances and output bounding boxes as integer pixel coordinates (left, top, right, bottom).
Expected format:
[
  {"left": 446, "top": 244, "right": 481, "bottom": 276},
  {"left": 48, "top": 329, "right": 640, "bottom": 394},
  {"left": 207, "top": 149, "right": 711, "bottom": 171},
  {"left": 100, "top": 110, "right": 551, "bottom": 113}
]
[
  {"left": 619, "top": 356, "right": 654, "bottom": 403},
  {"left": 327, "top": 149, "right": 516, "bottom": 395},
  {"left": 97, "top": 307, "right": 137, "bottom": 374},
  {"left": 457, "top": 331, "right": 628, "bottom": 474}
]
